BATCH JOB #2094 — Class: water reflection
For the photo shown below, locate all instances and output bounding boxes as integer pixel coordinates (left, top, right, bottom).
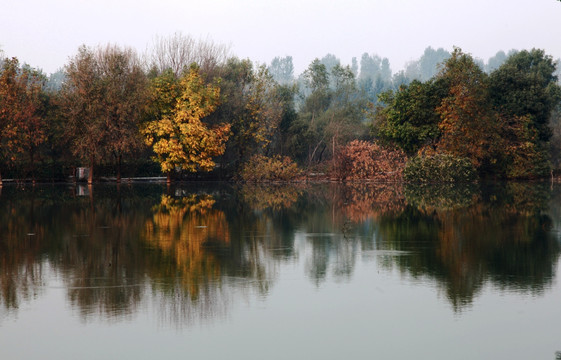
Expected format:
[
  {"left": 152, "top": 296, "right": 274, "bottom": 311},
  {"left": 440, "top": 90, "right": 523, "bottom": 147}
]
[{"left": 0, "top": 181, "right": 559, "bottom": 324}]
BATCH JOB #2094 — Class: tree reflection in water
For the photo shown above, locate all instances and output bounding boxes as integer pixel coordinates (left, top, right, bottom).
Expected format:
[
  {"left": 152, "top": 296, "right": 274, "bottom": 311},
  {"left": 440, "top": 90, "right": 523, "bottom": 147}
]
[{"left": 0, "top": 181, "right": 559, "bottom": 322}]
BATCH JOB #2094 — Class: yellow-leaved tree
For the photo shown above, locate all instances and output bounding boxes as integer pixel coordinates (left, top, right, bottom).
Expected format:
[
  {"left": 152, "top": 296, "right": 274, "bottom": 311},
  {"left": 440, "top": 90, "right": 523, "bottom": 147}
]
[{"left": 142, "top": 65, "right": 231, "bottom": 182}]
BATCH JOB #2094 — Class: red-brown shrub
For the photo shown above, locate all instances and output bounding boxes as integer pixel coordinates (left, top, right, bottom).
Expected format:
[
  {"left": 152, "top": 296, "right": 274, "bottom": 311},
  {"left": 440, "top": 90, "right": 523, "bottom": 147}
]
[{"left": 333, "top": 140, "right": 407, "bottom": 181}]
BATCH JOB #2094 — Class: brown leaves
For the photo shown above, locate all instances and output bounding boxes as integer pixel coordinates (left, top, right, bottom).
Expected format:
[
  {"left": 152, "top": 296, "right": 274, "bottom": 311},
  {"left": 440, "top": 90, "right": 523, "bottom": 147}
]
[{"left": 333, "top": 140, "right": 407, "bottom": 181}]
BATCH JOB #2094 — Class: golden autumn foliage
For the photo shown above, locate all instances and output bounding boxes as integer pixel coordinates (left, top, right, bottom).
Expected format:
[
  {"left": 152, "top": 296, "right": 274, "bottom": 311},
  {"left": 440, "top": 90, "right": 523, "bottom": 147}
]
[
  {"left": 142, "top": 66, "right": 231, "bottom": 176},
  {"left": 143, "top": 194, "right": 230, "bottom": 296}
]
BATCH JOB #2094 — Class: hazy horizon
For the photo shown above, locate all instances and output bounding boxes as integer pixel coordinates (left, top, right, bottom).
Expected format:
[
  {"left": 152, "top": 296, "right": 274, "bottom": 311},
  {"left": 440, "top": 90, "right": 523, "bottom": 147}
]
[{"left": 1, "top": 0, "right": 560, "bottom": 75}]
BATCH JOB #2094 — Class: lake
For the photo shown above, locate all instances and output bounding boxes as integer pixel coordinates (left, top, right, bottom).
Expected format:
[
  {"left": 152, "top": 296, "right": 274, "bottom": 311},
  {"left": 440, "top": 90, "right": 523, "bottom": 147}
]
[{"left": 1, "top": 181, "right": 560, "bottom": 359}]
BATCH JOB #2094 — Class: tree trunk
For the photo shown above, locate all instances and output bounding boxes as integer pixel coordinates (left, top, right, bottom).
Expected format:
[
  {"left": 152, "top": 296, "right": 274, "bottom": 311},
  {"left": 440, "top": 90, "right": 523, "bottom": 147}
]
[
  {"left": 0, "top": 170, "right": 3, "bottom": 187},
  {"left": 166, "top": 171, "right": 172, "bottom": 184},
  {"left": 88, "top": 155, "right": 94, "bottom": 185},
  {"left": 117, "top": 154, "right": 122, "bottom": 183}
]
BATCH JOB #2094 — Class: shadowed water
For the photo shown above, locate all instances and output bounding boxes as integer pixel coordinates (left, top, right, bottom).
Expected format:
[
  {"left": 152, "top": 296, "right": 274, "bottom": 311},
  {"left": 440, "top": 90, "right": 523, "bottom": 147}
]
[{"left": 0, "top": 182, "right": 560, "bottom": 359}]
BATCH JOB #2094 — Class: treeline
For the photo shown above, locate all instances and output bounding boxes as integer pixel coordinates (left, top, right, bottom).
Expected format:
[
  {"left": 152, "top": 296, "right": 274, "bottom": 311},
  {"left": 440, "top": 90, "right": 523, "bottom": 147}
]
[
  {"left": 375, "top": 48, "right": 561, "bottom": 180},
  {"left": 0, "top": 34, "right": 560, "bottom": 183}
]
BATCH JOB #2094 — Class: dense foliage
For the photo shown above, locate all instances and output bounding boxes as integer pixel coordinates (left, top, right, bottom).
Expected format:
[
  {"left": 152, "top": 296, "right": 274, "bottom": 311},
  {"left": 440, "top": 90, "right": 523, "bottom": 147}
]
[
  {"left": 238, "top": 155, "right": 302, "bottom": 182},
  {"left": 403, "top": 154, "right": 476, "bottom": 183},
  {"left": 374, "top": 48, "right": 561, "bottom": 179},
  {"left": 334, "top": 140, "right": 407, "bottom": 181},
  {"left": 0, "top": 38, "right": 560, "bottom": 183}
]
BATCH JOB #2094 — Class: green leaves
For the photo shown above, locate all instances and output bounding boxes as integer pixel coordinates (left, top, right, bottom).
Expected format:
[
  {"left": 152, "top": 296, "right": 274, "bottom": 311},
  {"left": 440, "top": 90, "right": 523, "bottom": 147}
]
[
  {"left": 404, "top": 154, "right": 476, "bottom": 183},
  {"left": 373, "top": 80, "right": 445, "bottom": 154}
]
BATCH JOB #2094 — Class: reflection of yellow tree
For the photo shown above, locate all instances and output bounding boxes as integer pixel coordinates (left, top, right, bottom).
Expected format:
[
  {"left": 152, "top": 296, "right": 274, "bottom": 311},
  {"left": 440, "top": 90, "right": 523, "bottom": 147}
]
[{"left": 143, "top": 194, "right": 230, "bottom": 298}]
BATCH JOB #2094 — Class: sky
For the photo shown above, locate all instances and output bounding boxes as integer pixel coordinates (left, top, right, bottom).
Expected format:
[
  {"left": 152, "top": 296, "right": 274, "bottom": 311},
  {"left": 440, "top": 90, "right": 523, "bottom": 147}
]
[{"left": 1, "top": 0, "right": 560, "bottom": 75}]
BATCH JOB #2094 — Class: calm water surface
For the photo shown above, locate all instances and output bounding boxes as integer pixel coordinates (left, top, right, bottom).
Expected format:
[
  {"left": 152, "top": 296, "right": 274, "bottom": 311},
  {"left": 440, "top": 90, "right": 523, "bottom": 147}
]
[{"left": 1, "top": 182, "right": 561, "bottom": 359}]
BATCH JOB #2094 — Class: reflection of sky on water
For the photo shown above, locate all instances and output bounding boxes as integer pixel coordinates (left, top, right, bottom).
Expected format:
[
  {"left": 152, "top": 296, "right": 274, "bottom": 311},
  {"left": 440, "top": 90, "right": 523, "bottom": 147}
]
[{"left": 0, "top": 183, "right": 561, "bottom": 359}]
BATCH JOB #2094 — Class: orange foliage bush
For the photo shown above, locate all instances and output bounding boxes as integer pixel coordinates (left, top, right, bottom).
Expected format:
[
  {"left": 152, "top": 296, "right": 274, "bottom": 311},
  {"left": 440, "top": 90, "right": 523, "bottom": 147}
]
[{"left": 333, "top": 140, "right": 407, "bottom": 181}]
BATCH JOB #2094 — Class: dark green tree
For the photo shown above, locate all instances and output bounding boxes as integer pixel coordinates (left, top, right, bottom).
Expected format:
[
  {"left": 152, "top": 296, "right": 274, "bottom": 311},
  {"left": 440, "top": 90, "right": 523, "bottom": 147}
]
[
  {"left": 489, "top": 49, "right": 561, "bottom": 177},
  {"left": 372, "top": 79, "right": 448, "bottom": 154},
  {"left": 490, "top": 49, "right": 561, "bottom": 143}
]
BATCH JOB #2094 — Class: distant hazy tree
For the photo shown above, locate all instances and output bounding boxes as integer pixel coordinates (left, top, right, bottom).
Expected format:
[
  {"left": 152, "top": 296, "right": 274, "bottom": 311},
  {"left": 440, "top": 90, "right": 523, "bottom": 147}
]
[
  {"left": 403, "top": 47, "right": 451, "bottom": 82},
  {"left": 380, "top": 58, "right": 392, "bottom": 83},
  {"left": 327, "top": 64, "right": 368, "bottom": 153},
  {"left": 45, "top": 69, "right": 66, "bottom": 92},
  {"left": 289, "top": 59, "right": 367, "bottom": 166},
  {"left": 269, "top": 56, "right": 294, "bottom": 85},
  {"left": 418, "top": 47, "right": 451, "bottom": 81},
  {"left": 148, "top": 32, "right": 230, "bottom": 78},
  {"left": 485, "top": 50, "right": 507, "bottom": 73},
  {"left": 392, "top": 70, "right": 411, "bottom": 88},
  {"left": 0, "top": 57, "right": 46, "bottom": 184},
  {"left": 351, "top": 57, "right": 358, "bottom": 76},
  {"left": 302, "top": 59, "right": 330, "bottom": 116},
  {"left": 319, "top": 54, "right": 341, "bottom": 76},
  {"left": 403, "top": 60, "right": 421, "bottom": 81},
  {"left": 358, "top": 53, "right": 382, "bottom": 81},
  {"left": 357, "top": 53, "right": 393, "bottom": 103}
]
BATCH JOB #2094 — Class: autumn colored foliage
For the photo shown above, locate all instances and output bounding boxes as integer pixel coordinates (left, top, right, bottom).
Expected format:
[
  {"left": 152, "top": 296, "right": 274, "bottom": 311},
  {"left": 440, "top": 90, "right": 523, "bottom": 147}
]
[
  {"left": 0, "top": 58, "right": 46, "bottom": 183},
  {"left": 239, "top": 154, "right": 302, "bottom": 182},
  {"left": 142, "top": 66, "right": 231, "bottom": 179},
  {"left": 333, "top": 140, "right": 407, "bottom": 181}
]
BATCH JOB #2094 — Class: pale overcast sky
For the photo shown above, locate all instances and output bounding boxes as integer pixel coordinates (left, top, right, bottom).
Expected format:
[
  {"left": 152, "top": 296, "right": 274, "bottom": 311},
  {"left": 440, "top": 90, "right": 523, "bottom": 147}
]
[{"left": 1, "top": 0, "right": 560, "bottom": 75}]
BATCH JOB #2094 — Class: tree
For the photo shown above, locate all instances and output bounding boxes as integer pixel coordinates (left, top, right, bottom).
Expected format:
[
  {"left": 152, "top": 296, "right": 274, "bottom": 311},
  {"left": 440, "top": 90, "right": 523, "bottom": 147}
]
[
  {"left": 60, "top": 45, "right": 148, "bottom": 184},
  {"left": 289, "top": 59, "right": 331, "bottom": 165},
  {"left": 373, "top": 78, "right": 448, "bottom": 154},
  {"left": 418, "top": 47, "right": 451, "bottom": 81},
  {"left": 435, "top": 48, "right": 501, "bottom": 171},
  {"left": 206, "top": 58, "right": 286, "bottom": 172},
  {"left": 0, "top": 57, "right": 46, "bottom": 184},
  {"left": 97, "top": 45, "right": 149, "bottom": 182},
  {"left": 489, "top": 49, "right": 561, "bottom": 177},
  {"left": 268, "top": 56, "right": 294, "bottom": 85},
  {"left": 289, "top": 60, "right": 368, "bottom": 166},
  {"left": 148, "top": 32, "right": 230, "bottom": 78},
  {"left": 401, "top": 47, "right": 451, "bottom": 82},
  {"left": 142, "top": 65, "right": 231, "bottom": 182},
  {"left": 490, "top": 49, "right": 561, "bottom": 143},
  {"left": 233, "top": 65, "right": 283, "bottom": 161}
]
